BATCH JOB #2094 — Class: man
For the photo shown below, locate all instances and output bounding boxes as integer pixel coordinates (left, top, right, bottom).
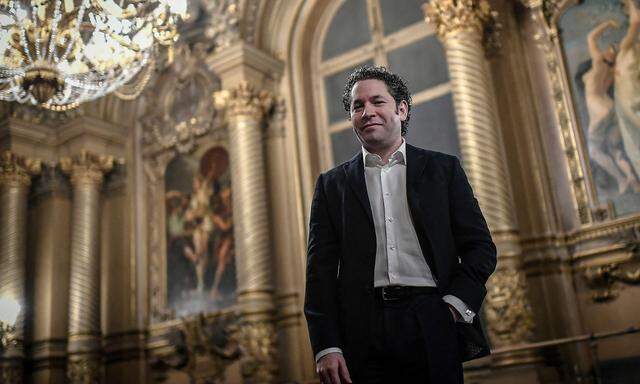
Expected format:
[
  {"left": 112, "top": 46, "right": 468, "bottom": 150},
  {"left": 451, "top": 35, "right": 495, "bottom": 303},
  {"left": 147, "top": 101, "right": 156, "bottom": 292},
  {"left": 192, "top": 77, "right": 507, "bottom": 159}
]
[{"left": 304, "top": 66, "right": 497, "bottom": 384}]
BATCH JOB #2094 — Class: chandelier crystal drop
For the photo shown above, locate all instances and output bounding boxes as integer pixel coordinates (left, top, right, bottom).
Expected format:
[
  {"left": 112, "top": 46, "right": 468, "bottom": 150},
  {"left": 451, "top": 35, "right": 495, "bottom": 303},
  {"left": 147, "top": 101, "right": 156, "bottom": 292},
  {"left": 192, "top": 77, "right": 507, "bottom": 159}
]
[{"left": 0, "top": 0, "right": 187, "bottom": 110}]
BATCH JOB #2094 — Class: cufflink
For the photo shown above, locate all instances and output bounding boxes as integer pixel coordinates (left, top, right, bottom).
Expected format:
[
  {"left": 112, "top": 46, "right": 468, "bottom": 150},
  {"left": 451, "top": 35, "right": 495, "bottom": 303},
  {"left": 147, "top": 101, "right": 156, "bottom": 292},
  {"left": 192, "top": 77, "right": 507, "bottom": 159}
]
[{"left": 465, "top": 309, "right": 473, "bottom": 316}]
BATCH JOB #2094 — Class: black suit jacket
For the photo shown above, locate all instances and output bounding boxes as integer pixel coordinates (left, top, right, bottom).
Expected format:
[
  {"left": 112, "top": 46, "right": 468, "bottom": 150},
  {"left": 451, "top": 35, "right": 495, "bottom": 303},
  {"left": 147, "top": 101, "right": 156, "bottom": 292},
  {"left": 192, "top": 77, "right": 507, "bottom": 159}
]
[{"left": 304, "top": 144, "right": 497, "bottom": 373}]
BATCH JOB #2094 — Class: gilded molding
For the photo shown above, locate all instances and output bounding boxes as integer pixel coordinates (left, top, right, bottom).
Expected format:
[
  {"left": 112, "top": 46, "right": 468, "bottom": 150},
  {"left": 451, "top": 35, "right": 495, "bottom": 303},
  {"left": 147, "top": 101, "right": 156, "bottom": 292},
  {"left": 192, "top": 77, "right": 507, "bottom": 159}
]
[
  {"left": 238, "top": 320, "right": 277, "bottom": 384},
  {"left": 531, "top": 18, "right": 591, "bottom": 223},
  {"left": 0, "top": 151, "right": 41, "bottom": 187},
  {"left": 423, "top": 0, "right": 501, "bottom": 54},
  {"left": 60, "top": 151, "right": 114, "bottom": 187},
  {"left": 485, "top": 268, "right": 536, "bottom": 346},
  {"left": 214, "top": 82, "right": 275, "bottom": 120}
]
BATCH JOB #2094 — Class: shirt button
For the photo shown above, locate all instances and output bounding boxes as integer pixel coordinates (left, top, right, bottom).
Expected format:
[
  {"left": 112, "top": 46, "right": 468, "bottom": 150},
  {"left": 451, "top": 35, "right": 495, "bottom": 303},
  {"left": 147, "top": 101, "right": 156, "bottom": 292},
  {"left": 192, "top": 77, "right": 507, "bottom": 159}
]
[
  {"left": 389, "top": 273, "right": 396, "bottom": 279},
  {"left": 385, "top": 192, "right": 391, "bottom": 197},
  {"left": 387, "top": 217, "right": 393, "bottom": 222},
  {"left": 389, "top": 246, "right": 395, "bottom": 251}
]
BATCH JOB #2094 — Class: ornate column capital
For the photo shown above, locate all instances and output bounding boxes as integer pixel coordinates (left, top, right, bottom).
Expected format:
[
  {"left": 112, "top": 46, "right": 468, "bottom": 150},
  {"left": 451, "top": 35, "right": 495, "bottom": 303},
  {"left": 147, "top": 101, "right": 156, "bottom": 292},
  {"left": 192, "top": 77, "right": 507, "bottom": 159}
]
[
  {"left": 60, "top": 151, "right": 114, "bottom": 187},
  {"left": 423, "top": 0, "right": 500, "bottom": 52},
  {"left": 214, "top": 81, "right": 275, "bottom": 120},
  {"left": 0, "top": 151, "right": 41, "bottom": 188}
]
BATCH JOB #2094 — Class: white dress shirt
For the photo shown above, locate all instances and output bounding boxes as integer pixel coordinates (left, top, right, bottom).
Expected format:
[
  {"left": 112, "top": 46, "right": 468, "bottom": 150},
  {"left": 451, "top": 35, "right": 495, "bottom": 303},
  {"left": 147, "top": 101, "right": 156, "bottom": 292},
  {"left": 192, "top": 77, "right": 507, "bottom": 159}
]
[{"left": 315, "top": 140, "right": 474, "bottom": 363}]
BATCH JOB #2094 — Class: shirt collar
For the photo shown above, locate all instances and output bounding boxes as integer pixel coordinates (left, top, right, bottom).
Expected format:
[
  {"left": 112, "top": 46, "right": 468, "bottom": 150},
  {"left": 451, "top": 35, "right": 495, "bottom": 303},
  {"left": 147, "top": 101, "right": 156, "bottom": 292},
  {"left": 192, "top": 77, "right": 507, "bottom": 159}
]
[{"left": 362, "top": 139, "right": 406, "bottom": 168}]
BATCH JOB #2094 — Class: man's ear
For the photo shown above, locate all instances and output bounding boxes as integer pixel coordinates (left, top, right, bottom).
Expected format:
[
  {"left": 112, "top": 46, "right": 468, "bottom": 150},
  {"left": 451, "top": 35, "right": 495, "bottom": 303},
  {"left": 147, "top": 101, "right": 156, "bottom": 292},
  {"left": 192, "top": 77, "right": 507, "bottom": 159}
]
[{"left": 397, "top": 100, "right": 408, "bottom": 121}]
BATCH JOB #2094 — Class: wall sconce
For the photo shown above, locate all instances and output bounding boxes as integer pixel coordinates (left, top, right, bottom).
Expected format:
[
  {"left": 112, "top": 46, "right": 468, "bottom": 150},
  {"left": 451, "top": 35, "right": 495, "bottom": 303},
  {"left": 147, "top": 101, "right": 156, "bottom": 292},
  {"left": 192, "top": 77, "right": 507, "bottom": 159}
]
[{"left": 0, "top": 297, "right": 20, "bottom": 351}]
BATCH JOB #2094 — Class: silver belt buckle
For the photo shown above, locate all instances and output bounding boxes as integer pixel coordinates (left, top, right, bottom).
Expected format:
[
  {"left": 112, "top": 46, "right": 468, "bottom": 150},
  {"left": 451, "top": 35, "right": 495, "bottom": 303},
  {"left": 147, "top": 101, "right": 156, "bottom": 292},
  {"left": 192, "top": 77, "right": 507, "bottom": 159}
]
[{"left": 382, "top": 286, "right": 400, "bottom": 301}]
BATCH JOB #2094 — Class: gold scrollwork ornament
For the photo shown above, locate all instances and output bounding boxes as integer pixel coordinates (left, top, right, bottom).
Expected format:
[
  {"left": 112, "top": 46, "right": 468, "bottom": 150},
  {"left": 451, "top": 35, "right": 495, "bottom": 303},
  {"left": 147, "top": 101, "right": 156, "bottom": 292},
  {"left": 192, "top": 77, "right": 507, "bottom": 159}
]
[
  {"left": 423, "top": 0, "right": 501, "bottom": 54},
  {"left": 484, "top": 268, "right": 536, "bottom": 345},
  {"left": 238, "top": 321, "right": 277, "bottom": 384},
  {"left": 583, "top": 262, "right": 640, "bottom": 302},
  {"left": 0, "top": 151, "right": 41, "bottom": 187},
  {"left": 214, "top": 82, "right": 274, "bottom": 120},
  {"left": 60, "top": 150, "right": 114, "bottom": 186}
]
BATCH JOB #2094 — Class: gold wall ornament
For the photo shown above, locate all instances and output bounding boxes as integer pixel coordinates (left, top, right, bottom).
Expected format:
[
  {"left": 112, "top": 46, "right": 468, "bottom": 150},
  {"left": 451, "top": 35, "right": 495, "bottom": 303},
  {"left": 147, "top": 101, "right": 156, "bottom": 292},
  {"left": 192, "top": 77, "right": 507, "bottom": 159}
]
[
  {"left": 237, "top": 320, "right": 277, "bottom": 384},
  {"left": 147, "top": 312, "right": 240, "bottom": 383},
  {"left": 582, "top": 262, "right": 640, "bottom": 302},
  {"left": 485, "top": 268, "right": 536, "bottom": 346},
  {"left": 60, "top": 151, "right": 114, "bottom": 186},
  {"left": 205, "top": 0, "right": 242, "bottom": 51},
  {"left": 423, "top": 0, "right": 501, "bottom": 54},
  {"left": 214, "top": 82, "right": 275, "bottom": 121},
  {"left": 0, "top": 150, "right": 42, "bottom": 187},
  {"left": 141, "top": 44, "right": 223, "bottom": 154}
]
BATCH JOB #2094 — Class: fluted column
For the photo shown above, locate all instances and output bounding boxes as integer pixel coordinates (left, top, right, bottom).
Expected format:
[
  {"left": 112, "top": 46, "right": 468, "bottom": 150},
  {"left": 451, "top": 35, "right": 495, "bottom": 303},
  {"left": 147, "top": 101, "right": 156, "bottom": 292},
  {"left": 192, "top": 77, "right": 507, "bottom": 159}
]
[
  {"left": 424, "top": 0, "right": 539, "bottom": 366},
  {"left": 214, "top": 82, "right": 277, "bottom": 383},
  {"left": 60, "top": 151, "right": 113, "bottom": 384},
  {"left": 0, "top": 151, "right": 41, "bottom": 384}
]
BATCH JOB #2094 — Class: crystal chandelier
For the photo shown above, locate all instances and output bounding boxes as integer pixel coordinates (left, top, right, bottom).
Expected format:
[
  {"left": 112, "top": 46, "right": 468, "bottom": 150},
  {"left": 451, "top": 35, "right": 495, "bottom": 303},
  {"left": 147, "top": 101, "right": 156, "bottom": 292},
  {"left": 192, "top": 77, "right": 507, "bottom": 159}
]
[{"left": 0, "top": 0, "right": 187, "bottom": 110}]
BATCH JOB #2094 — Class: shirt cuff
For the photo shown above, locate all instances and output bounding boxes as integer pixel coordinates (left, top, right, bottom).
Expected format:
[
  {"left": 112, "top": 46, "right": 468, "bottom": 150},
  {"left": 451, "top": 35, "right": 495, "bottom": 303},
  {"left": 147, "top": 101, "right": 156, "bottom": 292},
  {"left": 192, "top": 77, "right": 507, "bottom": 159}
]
[
  {"left": 315, "top": 347, "right": 343, "bottom": 363},
  {"left": 442, "top": 294, "right": 475, "bottom": 323}
]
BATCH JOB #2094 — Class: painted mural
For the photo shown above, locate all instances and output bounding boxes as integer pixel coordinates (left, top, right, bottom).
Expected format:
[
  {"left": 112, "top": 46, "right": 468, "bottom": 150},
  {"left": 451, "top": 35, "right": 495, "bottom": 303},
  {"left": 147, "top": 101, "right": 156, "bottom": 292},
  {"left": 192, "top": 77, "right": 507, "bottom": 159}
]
[
  {"left": 164, "top": 146, "right": 236, "bottom": 316},
  {"left": 561, "top": 0, "right": 640, "bottom": 216}
]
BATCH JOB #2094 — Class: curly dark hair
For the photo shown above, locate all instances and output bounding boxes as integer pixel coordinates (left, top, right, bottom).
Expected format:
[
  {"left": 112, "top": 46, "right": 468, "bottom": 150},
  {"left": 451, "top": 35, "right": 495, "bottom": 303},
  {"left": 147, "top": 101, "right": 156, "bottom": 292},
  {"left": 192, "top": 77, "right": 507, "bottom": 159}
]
[{"left": 341, "top": 66, "right": 412, "bottom": 136}]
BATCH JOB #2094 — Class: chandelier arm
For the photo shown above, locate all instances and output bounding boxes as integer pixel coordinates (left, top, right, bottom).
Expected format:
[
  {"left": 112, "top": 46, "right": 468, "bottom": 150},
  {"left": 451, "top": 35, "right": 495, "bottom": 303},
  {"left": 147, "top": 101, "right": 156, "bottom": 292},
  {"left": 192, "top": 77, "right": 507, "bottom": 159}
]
[
  {"left": 60, "top": 0, "right": 89, "bottom": 63},
  {"left": 15, "top": 4, "right": 33, "bottom": 64},
  {"left": 32, "top": 3, "right": 42, "bottom": 62},
  {"left": 113, "top": 57, "right": 154, "bottom": 100},
  {"left": 47, "top": 0, "right": 63, "bottom": 62}
]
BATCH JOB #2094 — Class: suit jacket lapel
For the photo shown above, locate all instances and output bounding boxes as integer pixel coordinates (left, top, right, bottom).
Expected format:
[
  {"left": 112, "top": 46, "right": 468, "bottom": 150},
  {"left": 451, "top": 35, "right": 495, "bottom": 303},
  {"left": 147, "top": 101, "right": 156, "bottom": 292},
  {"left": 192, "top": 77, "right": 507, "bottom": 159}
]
[{"left": 343, "top": 153, "right": 373, "bottom": 224}]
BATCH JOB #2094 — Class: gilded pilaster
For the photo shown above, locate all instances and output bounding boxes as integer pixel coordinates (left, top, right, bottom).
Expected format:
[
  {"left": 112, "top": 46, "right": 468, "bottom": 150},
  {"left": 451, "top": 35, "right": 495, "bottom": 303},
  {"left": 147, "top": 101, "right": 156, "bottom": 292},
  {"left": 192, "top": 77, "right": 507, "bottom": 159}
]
[
  {"left": 424, "top": 0, "right": 539, "bottom": 365},
  {"left": 60, "top": 151, "right": 113, "bottom": 384},
  {"left": 0, "top": 151, "right": 41, "bottom": 383},
  {"left": 214, "top": 82, "right": 277, "bottom": 383}
]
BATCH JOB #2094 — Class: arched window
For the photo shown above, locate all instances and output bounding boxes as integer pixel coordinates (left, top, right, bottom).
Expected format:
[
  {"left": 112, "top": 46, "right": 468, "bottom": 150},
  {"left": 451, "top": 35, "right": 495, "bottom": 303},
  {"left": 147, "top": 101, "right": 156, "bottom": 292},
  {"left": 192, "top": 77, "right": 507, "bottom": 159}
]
[{"left": 313, "top": 0, "right": 460, "bottom": 166}]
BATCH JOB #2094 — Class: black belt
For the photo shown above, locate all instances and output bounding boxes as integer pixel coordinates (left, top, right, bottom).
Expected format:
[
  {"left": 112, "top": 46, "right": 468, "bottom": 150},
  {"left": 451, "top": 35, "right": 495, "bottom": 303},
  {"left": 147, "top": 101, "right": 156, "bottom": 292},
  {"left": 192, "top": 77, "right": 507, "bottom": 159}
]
[{"left": 374, "top": 285, "right": 438, "bottom": 301}]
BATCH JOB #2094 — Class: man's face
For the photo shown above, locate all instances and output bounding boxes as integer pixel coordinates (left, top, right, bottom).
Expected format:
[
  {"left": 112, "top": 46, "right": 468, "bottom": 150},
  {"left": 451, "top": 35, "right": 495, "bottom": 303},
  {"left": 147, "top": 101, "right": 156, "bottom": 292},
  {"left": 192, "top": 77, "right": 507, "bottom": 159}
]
[{"left": 349, "top": 79, "right": 407, "bottom": 151}]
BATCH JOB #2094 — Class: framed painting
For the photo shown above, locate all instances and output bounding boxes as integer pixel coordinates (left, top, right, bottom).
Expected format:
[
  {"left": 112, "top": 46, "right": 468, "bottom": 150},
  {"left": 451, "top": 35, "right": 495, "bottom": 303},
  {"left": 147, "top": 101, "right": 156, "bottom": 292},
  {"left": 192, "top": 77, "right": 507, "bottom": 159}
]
[
  {"left": 558, "top": 0, "right": 640, "bottom": 217},
  {"left": 164, "top": 146, "right": 236, "bottom": 317}
]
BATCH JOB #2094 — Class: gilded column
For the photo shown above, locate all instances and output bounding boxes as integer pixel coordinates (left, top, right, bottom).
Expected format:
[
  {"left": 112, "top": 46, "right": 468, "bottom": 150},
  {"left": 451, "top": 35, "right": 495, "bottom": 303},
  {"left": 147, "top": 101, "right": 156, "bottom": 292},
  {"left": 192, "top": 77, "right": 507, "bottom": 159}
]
[
  {"left": 60, "top": 151, "right": 113, "bottom": 384},
  {"left": 424, "top": 0, "right": 539, "bottom": 365},
  {"left": 214, "top": 82, "right": 277, "bottom": 383},
  {"left": 0, "top": 151, "right": 41, "bottom": 384}
]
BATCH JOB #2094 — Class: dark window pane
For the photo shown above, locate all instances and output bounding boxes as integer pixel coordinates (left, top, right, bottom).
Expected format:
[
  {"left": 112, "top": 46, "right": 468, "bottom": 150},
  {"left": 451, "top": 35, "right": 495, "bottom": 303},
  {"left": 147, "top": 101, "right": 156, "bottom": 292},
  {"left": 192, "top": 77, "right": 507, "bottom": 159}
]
[
  {"left": 387, "top": 36, "right": 449, "bottom": 94},
  {"left": 405, "top": 94, "right": 460, "bottom": 158},
  {"left": 379, "top": 0, "right": 425, "bottom": 35},
  {"left": 322, "top": 0, "right": 371, "bottom": 60},
  {"left": 324, "top": 60, "right": 374, "bottom": 125},
  {"left": 331, "top": 129, "right": 361, "bottom": 165}
]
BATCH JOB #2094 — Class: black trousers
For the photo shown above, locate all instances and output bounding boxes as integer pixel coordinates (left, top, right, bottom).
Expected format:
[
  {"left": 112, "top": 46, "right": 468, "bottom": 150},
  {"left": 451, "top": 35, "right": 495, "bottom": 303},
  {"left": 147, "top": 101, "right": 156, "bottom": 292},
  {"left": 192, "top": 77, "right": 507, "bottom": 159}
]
[{"left": 354, "top": 293, "right": 463, "bottom": 384}]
